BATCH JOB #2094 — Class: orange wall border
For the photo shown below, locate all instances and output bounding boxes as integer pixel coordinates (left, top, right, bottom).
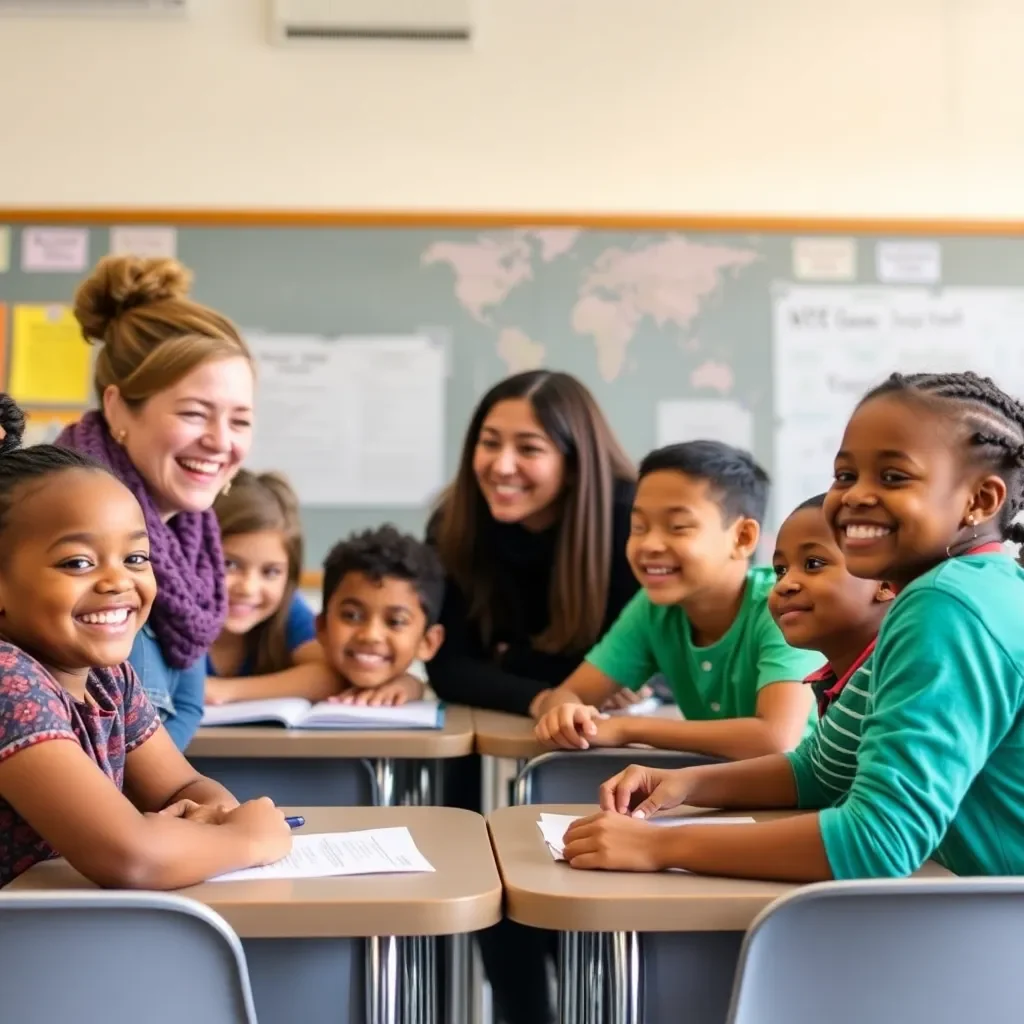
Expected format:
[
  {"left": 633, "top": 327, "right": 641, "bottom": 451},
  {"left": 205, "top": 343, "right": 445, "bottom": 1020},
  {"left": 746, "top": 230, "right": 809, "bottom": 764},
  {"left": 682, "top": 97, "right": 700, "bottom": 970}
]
[{"left": 0, "top": 208, "right": 1024, "bottom": 236}]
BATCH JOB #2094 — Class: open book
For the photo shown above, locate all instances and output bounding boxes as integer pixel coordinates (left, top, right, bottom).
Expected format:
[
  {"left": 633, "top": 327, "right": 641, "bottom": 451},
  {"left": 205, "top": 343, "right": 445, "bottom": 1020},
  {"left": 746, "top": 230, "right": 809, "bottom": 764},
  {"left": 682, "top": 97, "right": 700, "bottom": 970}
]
[{"left": 200, "top": 697, "right": 445, "bottom": 730}]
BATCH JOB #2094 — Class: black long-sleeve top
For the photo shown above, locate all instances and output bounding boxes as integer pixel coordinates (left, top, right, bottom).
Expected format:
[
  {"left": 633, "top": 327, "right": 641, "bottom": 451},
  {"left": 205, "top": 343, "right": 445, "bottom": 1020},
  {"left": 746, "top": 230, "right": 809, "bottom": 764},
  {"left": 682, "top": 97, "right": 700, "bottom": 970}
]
[{"left": 426, "top": 479, "right": 638, "bottom": 716}]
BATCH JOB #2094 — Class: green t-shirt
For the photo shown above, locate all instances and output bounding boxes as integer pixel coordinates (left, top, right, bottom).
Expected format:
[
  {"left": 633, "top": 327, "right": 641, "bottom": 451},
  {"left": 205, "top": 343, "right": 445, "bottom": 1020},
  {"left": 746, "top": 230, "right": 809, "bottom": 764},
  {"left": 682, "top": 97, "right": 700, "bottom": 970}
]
[
  {"left": 802, "top": 553, "right": 1024, "bottom": 879},
  {"left": 585, "top": 566, "right": 822, "bottom": 723}
]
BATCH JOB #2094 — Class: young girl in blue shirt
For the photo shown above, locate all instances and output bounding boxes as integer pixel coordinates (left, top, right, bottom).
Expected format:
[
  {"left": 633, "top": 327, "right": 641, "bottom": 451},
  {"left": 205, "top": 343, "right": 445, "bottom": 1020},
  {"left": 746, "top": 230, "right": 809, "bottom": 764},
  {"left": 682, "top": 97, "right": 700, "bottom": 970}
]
[{"left": 205, "top": 470, "right": 338, "bottom": 705}]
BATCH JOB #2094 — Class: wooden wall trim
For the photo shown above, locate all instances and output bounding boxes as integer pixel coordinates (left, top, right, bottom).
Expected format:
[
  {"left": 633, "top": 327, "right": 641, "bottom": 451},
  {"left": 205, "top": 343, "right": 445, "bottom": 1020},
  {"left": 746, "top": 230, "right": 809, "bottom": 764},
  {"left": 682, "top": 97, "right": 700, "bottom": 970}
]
[{"left": 2, "top": 208, "right": 1024, "bottom": 236}]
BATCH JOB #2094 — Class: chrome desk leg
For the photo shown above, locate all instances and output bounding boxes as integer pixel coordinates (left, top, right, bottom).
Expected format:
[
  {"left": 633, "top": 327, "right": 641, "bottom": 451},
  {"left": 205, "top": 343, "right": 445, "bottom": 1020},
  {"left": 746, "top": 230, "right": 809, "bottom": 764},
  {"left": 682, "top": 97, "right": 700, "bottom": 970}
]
[
  {"left": 584, "top": 933, "right": 606, "bottom": 1024},
  {"left": 607, "top": 931, "right": 642, "bottom": 1024},
  {"left": 375, "top": 757, "right": 397, "bottom": 807},
  {"left": 405, "top": 935, "right": 438, "bottom": 1024},
  {"left": 558, "top": 931, "right": 582, "bottom": 1024},
  {"left": 367, "top": 934, "right": 400, "bottom": 1024},
  {"left": 424, "top": 936, "right": 438, "bottom": 1024},
  {"left": 471, "top": 931, "right": 490, "bottom": 1024},
  {"left": 481, "top": 754, "right": 499, "bottom": 815},
  {"left": 445, "top": 933, "right": 471, "bottom": 1024}
]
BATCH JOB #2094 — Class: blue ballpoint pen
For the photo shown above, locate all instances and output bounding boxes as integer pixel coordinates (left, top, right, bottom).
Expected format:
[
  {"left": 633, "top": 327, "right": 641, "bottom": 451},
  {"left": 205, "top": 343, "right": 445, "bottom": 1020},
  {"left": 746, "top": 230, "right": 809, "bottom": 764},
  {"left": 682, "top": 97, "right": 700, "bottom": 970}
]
[{"left": 286, "top": 816, "right": 305, "bottom": 829}]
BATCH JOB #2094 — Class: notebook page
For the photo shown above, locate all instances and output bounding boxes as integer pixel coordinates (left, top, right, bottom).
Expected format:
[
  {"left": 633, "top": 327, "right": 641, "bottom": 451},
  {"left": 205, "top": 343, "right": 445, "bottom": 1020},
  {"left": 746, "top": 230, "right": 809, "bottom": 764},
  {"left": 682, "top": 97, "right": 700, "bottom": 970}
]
[
  {"left": 200, "top": 697, "right": 311, "bottom": 727},
  {"left": 209, "top": 827, "right": 435, "bottom": 882}
]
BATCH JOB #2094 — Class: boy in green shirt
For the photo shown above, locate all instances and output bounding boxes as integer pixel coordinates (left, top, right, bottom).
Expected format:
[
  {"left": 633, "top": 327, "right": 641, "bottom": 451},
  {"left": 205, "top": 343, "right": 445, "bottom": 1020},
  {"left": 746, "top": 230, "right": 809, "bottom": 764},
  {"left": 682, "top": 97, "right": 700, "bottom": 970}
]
[
  {"left": 562, "top": 370, "right": 1024, "bottom": 882},
  {"left": 534, "top": 441, "right": 822, "bottom": 760}
]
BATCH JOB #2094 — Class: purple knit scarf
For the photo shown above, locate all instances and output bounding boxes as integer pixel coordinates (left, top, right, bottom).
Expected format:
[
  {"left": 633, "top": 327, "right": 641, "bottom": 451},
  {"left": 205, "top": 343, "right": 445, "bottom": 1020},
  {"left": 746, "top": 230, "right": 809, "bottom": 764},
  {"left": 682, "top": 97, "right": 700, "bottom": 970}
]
[{"left": 56, "top": 411, "right": 227, "bottom": 668}]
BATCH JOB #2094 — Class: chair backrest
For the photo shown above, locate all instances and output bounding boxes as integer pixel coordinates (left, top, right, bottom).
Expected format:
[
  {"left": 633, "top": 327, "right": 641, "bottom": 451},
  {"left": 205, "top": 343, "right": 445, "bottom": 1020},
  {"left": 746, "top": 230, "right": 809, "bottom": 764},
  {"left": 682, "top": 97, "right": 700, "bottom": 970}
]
[
  {"left": 514, "top": 748, "right": 722, "bottom": 804},
  {"left": 727, "top": 877, "right": 1024, "bottom": 1024},
  {"left": 0, "top": 890, "right": 259, "bottom": 1024}
]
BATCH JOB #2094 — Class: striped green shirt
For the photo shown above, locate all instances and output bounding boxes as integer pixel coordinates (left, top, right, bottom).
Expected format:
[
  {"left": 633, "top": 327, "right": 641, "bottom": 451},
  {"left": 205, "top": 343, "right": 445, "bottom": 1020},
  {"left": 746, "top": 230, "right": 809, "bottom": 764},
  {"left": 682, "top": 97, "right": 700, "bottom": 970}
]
[{"left": 787, "top": 655, "right": 873, "bottom": 808}]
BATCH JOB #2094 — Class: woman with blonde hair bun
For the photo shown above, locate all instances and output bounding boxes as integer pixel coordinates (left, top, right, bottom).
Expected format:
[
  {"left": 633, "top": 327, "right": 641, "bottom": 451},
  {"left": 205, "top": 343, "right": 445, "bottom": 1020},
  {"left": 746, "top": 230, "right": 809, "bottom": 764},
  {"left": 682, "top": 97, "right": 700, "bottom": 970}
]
[{"left": 58, "top": 255, "right": 254, "bottom": 749}]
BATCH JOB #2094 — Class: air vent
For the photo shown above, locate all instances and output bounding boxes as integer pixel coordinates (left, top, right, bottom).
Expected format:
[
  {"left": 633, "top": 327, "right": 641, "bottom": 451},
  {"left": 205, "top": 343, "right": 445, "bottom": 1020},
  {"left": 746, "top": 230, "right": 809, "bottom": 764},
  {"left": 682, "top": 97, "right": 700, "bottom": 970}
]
[
  {"left": 0, "top": 0, "right": 186, "bottom": 14},
  {"left": 270, "top": 0, "right": 475, "bottom": 45}
]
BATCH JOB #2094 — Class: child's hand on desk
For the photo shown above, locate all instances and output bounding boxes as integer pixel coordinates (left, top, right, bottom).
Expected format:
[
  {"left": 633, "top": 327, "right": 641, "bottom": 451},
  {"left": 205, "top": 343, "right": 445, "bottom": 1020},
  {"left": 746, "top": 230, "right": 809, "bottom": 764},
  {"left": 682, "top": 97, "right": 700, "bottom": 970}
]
[
  {"left": 221, "top": 798, "right": 293, "bottom": 864},
  {"left": 598, "top": 764, "right": 690, "bottom": 818},
  {"left": 330, "top": 674, "right": 425, "bottom": 707},
  {"left": 535, "top": 702, "right": 608, "bottom": 749},
  {"left": 562, "top": 812, "right": 666, "bottom": 872},
  {"left": 156, "top": 798, "right": 234, "bottom": 826}
]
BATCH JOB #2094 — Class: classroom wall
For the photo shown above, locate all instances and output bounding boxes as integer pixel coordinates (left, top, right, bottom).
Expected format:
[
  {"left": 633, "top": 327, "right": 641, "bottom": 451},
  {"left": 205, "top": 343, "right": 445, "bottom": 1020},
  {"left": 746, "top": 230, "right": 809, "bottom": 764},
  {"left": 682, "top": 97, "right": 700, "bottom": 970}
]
[{"left": 0, "top": 0, "right": 1021, "bottom": 216}]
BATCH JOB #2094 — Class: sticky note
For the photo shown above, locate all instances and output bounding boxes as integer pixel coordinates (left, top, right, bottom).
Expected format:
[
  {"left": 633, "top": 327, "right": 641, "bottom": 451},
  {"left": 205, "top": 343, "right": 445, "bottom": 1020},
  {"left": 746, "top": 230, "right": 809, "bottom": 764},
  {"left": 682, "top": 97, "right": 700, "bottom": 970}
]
[{"left": 9, "top": 304, "right": 91, "bottom": 405}]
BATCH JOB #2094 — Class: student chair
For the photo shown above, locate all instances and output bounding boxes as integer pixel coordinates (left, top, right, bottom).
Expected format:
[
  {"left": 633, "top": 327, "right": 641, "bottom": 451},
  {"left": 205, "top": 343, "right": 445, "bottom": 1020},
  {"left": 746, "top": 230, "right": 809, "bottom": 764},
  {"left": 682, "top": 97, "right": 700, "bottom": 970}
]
[
  {"left": 0, "top": 891, "right": 258, "bottom": 1024},
  {"left": 727, "top": 877, "right": 1024, "bottom": 1024},
  {"left": 513, "top": 747, "right": 723, "bottom": 805}
]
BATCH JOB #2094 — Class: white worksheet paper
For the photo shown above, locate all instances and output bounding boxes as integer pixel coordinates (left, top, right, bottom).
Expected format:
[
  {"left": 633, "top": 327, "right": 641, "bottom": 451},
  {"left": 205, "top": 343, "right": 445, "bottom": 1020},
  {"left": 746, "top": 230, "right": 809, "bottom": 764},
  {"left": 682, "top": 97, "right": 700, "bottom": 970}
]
[
  {"left": 537, "top": 813, "right": 755, "bottom": 862},
  {"left": 210, "top": 827, "right": 435, "bottom": 882}
]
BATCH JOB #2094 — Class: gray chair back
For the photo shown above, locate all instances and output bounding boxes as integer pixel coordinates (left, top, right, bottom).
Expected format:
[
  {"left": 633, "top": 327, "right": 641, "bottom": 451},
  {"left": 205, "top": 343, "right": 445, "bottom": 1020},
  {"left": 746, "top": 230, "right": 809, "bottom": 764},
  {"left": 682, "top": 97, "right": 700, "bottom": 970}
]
[
  {"left": 727, "top": 877, "right": 1024, "bottom": 1024},
  {"left": 514, "top": 748, "right": 723, "bottom": 805},
  {"left": 0, "top": 890, "right": 258, "bottom": 1024}
]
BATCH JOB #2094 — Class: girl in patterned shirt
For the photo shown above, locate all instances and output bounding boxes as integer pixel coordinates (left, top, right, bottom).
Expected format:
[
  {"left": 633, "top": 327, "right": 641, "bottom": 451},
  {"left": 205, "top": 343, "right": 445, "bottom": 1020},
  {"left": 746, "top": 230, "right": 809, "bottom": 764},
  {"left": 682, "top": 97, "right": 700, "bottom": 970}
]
[{"left": 0, "top": 395, "right": 292, "bottom": 888}]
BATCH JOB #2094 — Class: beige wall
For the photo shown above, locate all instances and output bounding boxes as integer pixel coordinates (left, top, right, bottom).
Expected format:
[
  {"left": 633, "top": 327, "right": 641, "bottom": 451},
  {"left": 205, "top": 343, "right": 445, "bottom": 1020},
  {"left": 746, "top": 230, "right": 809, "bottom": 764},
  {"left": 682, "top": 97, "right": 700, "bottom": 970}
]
[{"left": 0, "top": 0, "right": 1020, "bottom": 216}]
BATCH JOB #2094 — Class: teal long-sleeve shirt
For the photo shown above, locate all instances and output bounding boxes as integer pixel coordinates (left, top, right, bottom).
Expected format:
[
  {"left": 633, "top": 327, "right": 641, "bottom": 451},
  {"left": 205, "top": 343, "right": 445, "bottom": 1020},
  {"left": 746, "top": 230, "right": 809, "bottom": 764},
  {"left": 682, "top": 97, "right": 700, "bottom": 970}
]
[{"left": 791, "top": 553, "right": 1024, "bottom": 879}]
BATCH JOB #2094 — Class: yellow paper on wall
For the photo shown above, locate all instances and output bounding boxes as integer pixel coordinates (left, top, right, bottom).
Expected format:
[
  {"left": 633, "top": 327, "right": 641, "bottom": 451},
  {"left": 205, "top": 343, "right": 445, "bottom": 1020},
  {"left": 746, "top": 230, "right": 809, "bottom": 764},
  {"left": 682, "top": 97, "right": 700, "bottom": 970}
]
[{"left": 9, "top": 304, "right": 91, "bottom": 405}]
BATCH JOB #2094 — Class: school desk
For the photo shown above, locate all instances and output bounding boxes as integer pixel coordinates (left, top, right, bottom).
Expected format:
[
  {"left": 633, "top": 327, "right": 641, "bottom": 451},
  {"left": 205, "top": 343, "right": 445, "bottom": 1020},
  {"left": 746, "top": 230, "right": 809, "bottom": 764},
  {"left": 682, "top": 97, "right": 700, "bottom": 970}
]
[
  {"left": 9, "top": 806, "right": 501, "bottom": 1024},
  {"left": 186, "top": 704, "right": 475, "bottom": 807},
  {"left": 487, "top": 803, "right": 953, "bottom": 1024}
]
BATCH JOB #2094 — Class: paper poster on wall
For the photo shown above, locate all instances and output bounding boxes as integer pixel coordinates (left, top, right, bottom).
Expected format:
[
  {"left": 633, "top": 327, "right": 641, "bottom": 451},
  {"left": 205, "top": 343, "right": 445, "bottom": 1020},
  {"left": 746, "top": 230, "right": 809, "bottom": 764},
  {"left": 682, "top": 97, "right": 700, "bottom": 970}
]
[
  {"left": 0, "top": 227, "right": 10, "bottom": 274},
  {"left": 244, "top": 333, "right": 446, "bottom": 507},
  {"left": 21, "top": 228, "right": 89, "bottom": 273},
  {"left": 875, "top": 241, "right": 941, "bottom": 284},
  {"left": 0, "top": 303, "right": 6, "bottom": 386},
  {"left": 110, "top": 225, "right": 177, "bottom": 259},
  {"left": 9, "top": 304, "right": 92, "bottom": 405},
  {"left": 655, "top": 399, "right": 754, "bottom": 453},
  {"left": 792, "top": 237, "right": 856, "bottom": 282},
  {"left": 771, "top": 284, "right": 1024, "bottom": 524}
]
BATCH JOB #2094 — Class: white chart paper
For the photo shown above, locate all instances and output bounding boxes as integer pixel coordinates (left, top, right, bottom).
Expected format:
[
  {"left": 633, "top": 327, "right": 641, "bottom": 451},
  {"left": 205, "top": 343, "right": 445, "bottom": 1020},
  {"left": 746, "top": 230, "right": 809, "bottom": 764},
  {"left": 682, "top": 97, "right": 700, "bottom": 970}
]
[
  {"left": 771, "top": 285, "right": 1024, "bottom": 524},
  {"left": 656, "top": 399, "right": 754, "bottom": 453},
  {"left": 245, "top": 333, "right": 446, "bottom": 506},
  {"left": 210, "top": 827, "right": 435, "bottom": 882},
  {"left": 876, "top": 241, "right": 941, "bottom": 284},
  {"left": 110, "top": 225, "right": 177, "bottom": 259},
  {"left": 22, "top": 227, "right": 88, "bottom": 273}
]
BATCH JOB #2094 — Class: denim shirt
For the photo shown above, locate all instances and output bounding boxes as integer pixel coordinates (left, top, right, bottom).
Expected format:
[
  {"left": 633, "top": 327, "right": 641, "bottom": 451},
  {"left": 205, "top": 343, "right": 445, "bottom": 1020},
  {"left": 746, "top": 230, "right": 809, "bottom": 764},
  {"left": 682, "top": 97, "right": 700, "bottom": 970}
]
[{"left": 127, "top": 625, "right": 206, "bottom": 751}]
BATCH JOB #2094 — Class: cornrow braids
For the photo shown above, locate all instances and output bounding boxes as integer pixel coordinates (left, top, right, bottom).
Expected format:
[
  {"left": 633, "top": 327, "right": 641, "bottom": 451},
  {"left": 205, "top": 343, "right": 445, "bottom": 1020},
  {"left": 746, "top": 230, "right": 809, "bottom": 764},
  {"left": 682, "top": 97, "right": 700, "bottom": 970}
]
[
  {"left": 0, "top": 394, "right": 109, "bottom": 536},
  {"left": 860, "top": 371, "right": 1024, "bottom": 544}
]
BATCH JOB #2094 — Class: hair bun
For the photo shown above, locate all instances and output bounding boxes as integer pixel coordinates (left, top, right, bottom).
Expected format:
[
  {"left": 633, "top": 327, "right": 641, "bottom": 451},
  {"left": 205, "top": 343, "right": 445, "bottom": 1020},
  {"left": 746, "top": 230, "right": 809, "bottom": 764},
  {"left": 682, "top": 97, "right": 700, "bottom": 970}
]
[
  {"left": 0, "top": 394, "right": 26, "bottom": 455},
  {"left": 73, "top": 255, "right": 193, "bottom": 344}
]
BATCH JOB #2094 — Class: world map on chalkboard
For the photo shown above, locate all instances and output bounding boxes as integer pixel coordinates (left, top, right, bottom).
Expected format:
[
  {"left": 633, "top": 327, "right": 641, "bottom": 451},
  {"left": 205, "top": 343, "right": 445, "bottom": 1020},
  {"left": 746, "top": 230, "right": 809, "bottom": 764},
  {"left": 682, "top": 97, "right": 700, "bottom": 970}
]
[{"left": 421, "top": 229, "right": 761, "bottom": 386}]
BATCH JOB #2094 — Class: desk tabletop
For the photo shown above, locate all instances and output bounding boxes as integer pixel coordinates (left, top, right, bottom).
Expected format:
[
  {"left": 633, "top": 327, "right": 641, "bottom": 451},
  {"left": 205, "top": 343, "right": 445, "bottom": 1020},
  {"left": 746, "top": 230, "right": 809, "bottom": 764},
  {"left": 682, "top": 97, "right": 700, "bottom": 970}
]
[
  {"left": 473, "top": 705, "right": 684, "bottom": 760},
  {"left": 8, "top": 807, "right": 502, "bottom": 939},
  {"left": 473, "top": 708, "right": 542, "bottom": 759},
  {"left": 488, "top": 804, "right": 952, "bottom": 933},
  {"left": 186, "top": 704, "right": 475, "bottom": 759}
]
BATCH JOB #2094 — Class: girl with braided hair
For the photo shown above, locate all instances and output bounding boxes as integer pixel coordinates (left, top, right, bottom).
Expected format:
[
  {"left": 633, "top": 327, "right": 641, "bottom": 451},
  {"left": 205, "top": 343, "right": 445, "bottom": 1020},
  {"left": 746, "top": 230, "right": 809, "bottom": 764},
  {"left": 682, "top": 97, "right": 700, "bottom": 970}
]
[
  {"left": 0, "top": 396, "right": 292, "bottom": 888},
  {"left": 556, "top": 370, "right": 1024, "bottom": 885}
]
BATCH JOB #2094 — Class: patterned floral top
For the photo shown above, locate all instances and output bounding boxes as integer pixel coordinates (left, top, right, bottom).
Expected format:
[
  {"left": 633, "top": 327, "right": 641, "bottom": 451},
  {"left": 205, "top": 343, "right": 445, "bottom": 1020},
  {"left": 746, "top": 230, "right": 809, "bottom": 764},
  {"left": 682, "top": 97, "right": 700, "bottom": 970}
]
[{"left": 0, "top": 641, "right": 159, "bottom": 887}]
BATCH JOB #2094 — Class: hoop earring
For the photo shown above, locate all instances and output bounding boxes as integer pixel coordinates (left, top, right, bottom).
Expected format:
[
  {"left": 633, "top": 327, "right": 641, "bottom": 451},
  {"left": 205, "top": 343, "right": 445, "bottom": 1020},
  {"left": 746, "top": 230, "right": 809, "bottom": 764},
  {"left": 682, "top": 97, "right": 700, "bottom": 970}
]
[{"left": 946, "top": 515, "right": 978, "bottom": 558}]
